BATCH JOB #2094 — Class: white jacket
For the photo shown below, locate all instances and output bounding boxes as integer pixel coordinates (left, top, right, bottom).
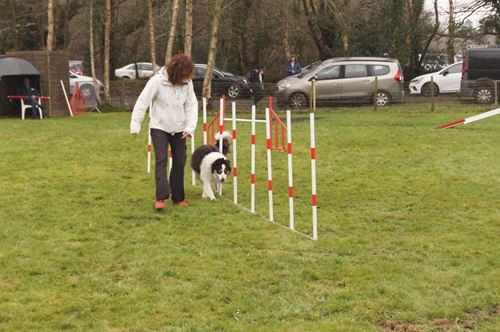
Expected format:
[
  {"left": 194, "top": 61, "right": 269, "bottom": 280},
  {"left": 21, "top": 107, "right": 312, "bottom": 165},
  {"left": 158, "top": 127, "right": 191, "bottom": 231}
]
[{"left": 130, "top": 69, "right": 198, "bottom": 136}]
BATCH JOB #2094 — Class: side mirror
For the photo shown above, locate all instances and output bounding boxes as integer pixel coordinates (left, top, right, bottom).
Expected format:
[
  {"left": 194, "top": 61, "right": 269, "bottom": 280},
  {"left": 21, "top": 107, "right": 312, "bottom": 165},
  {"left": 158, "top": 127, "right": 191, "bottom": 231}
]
[
  {"left": 308, "top": 75, "right": 318, "bottom": 81},
  {"left": 442, "top": 70, "right": 449, "bottom": 76}
]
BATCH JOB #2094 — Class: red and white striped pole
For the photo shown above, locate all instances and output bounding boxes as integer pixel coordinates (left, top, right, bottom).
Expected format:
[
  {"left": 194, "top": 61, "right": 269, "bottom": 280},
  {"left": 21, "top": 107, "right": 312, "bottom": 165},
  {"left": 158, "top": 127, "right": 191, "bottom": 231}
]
[
  {"left": 147, "top": 129, "right": 152, "bottom": 173},
  {"left": 219, "top": 97, "right": 225, "bottom": 153},
  {"left": 218, "top": 97, "right": 225, "bottom": 195},
  {"left": 202, "top": 97, "right": 208, "bottom": 144},
  {"left": 232, "top": 101, "right": 238, "bottom": 204},
  {"left": 286, "top": 110, "right": 294, "bottom": 230},
  {"left": 438, "top": 108, "right": 500, "bottom": 129},
  {"left": 147, "top": 102, "right": 152, "bottom": 173},
  {"left": 191, "top": 134, "right": 195, "bottom": 186},
  {"left": 265, "top": 107, "right": 274, "bottom": 222},
  {"left": 310, "top": 112, "right": 318, "bottom": 240},
  {"left": 250, "top": 105, "right": 256, "bottom": 213}
]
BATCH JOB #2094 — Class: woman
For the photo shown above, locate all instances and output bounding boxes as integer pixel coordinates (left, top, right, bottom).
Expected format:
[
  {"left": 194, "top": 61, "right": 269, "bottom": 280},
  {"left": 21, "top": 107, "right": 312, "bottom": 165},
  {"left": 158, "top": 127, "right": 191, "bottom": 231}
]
[
  {"left": 130, "top": 54, "right": 198, "bottom": 210},
  {"left": 287, "top": 55, "right": 302, "bottom": 76}
]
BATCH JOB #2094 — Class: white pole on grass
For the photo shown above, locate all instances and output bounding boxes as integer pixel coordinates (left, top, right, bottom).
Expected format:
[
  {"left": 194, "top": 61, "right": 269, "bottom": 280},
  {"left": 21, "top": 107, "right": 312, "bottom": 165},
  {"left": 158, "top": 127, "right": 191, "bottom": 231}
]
[
  {"left": 191, "top": 135, "right": 196, "bottom": 186},
  {"left": 60, "top": 80, "right": 74, "bottom": 117},
  {"left": 286, "top": 110, "right": 295, "bottom": 230},
  {"left": 202, "top": 97, "right": 208, "bottom": 145},
  {"left": 232, "top": 101, "right": 238, "bottom": 205},
  {"left": 310, "top": 112, "right": 318, "bottom": 240},
  {"left": 147, "top": 130, "right": 152, "bottom": 173},
  {"left": 250, "top": 105, "right": 256, "bottom": 213},
  {"left": 218, "top": 97, "right": 224, "bottom": 195},
  {"left": 265, "top": 107, "right": 274, "bottom": 222}
]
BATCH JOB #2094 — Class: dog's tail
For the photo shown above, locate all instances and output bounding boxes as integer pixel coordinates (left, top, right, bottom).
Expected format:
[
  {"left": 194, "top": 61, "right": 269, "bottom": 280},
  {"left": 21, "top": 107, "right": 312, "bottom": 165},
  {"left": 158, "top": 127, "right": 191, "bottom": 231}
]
[{"left": 214, "top": 131, "right": 231, "bottom": 156}]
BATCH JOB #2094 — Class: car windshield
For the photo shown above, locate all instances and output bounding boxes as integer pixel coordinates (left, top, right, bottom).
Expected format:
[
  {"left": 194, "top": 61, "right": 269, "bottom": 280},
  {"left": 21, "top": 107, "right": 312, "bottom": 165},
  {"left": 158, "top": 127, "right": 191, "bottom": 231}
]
[{"left": 297, "top": 60, "right": 322, "bottom": 78}]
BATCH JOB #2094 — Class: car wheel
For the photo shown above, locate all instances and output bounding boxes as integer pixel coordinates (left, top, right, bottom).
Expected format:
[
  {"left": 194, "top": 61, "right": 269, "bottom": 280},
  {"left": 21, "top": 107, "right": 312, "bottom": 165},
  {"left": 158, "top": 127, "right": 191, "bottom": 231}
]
[
  {"left": 475, "top": 86, "right": 493, "bottom": 104},
  {"left": 227, "top": 85, "right": 240, "bottom": 99},
  {"left": 421, "top": 82, "right": 439, "bottom": 97},
  {"left": 374, "top": 91, "right": 391, "bottom": 106},
  {"left": 288, "top": 93, "right": 308, "bottom": 108}
]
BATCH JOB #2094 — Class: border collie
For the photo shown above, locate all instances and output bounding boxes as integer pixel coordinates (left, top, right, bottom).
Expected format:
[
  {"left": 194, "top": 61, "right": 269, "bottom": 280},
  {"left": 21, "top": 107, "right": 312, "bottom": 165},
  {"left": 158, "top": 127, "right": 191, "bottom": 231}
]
[{"left": 191, "top": 132, "right": 232, "bottom": 200}]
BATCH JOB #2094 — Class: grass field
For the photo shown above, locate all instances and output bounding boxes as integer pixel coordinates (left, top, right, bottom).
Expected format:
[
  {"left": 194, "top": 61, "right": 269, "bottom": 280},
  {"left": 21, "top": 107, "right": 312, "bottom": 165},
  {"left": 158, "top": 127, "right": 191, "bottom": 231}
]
[{"left": 0, "top": 102, "right": 499, "bottom": 331}]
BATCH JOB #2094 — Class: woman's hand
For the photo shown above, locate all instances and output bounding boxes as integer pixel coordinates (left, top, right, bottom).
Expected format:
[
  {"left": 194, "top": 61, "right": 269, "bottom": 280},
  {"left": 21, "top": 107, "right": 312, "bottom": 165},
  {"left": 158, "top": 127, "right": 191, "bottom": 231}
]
[{"left": 181, "top": 131, "right": 191, "bottom": 139}]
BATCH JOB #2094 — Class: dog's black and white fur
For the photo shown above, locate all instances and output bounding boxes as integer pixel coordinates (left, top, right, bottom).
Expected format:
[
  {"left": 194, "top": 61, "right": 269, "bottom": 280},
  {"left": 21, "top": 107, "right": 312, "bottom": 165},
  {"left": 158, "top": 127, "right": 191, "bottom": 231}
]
[{"left": 191, "top": 132, "right": 232, "bottom": 200}]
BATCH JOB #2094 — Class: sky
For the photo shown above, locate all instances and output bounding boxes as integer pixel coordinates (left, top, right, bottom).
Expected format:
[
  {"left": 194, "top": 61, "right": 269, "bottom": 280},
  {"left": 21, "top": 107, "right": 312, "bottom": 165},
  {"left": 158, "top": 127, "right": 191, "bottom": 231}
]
[{"left": 424, "top": 0, "right": 490, "bottom": 27}]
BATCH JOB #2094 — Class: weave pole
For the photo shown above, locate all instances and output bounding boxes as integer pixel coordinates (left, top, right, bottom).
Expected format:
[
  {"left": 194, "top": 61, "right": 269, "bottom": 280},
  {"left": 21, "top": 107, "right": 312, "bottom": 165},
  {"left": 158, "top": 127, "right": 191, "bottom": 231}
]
[
  {"left": 191, "top": 135, "right": 195, "bottom": 186},
  {"left": 218, "top": 97, "right": 225, "bottom": 195},
  {"left": 286, "top": 110, "right": 295, "bottom": 230},
  {"left": 265, "top": 107, "right": 274, "bottom": 222},
  {"left": 250, "top": 105, "right": 256, "bottom": 213},
  {"left": 202, "top": 97, "right": 208, "bottom": 144},
  {"left": 147, "top": 129, "right": 152, "bottom": 173},
  {"left": 232, "top": 102, "right": 238, "bottom": 204},
  {"left": 310, "top": 112, "right": 318, "bottom": 240}
]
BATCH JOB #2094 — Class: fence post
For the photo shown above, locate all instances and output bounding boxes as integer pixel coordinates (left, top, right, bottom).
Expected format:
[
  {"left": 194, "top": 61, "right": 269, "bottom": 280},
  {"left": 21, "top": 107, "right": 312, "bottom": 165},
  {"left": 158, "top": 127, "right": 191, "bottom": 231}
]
[
  {"left": 431, "top": 76, "right": 435, "bottom": 112},
  {"left": 373, "top": 76, "right": 378, "bottom": 111}
]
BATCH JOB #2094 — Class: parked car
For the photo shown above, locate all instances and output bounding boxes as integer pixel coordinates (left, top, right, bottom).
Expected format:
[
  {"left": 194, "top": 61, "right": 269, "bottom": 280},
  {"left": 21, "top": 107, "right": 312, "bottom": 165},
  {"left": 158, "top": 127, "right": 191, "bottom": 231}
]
[
  {"left": 460, "top": 47, "right": 500, "bottom": 104},
  {"left": 276, "top": 57, "right": 404, "bottom": 108},
  {"left": 192, "top": 64, "right": 252, "bottom": 99},
  {"left": 115, "top": 62, "right": 159, "bottom": 79},
  {"left": 409, "top": 61, "right": 462, "bottom": 96},
  {"left": 69, "top": 71, "right": 104, "bottom": 96}
]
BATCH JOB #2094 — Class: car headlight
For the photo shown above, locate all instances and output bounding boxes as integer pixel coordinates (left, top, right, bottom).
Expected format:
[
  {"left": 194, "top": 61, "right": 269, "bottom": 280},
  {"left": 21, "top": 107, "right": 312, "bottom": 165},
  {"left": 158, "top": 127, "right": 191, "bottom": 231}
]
[
  {"left": 410, "top": 77, "right": 422, "bottom": 85},
  {"left": 277, "top": 83, "right": 290, "bottom": 92}
]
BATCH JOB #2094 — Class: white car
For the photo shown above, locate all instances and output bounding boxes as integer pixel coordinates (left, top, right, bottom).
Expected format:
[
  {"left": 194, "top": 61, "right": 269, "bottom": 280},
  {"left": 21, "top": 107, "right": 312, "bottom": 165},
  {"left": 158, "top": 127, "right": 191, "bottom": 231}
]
[
  {"left": 409, "top": 62, "right": 462, "bottom": 96},
  {"left": 114, "top": 62, "right": 159, "bottom": 79},
  {"left": 69, "top": 71, "right": 104, "bottom": 96}
]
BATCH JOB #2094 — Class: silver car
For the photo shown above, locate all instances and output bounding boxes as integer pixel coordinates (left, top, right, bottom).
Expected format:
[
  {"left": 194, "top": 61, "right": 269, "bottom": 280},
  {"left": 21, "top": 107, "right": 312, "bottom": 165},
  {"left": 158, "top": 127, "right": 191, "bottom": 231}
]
[{"left": 276, "top": 57, "right": 404, "bottom": 108}]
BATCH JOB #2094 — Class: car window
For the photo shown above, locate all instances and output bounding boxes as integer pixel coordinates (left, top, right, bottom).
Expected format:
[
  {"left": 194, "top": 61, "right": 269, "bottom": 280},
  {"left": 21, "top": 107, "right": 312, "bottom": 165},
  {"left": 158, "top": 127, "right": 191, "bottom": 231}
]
[
  {"left": 345, "top": 64, "right": 368, "bottom": 78},
  {"left": 447, "top": 63, "right": 461, "bottom": 74},
  {"left": 316, "top": 65, "right": 340, "bottom": 80},
  {"left": 142, "top": 63, "right": 153, "bottom": 71},
  {"left": 195, "top": 67, "right": 206, "bottom": 78},
  {"left": 126, "top": 64, "right": 134, "bottom": 70},
  {"left": 371, "top": 65, "right": 390, "bottom": 76}
]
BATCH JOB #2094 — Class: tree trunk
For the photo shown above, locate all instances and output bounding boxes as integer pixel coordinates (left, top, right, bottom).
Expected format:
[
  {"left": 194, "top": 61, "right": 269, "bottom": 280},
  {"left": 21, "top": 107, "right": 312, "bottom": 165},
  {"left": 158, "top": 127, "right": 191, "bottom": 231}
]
[
  {"left": 202, "top": 0, "right": 225, "bottom": 99},
  {"left": 47, "top": 0, "right": 54, "bottom": 51},
  {"left": 418, "top": 0, "right": 439, "bottom": 71},
  {"left": 165, "top": 0, "right": 180, "bottom": 63},
  {"left": 447, "top": 0, "right": 456, "bottom": 64},
  {"left": 184, "top": 0, "right": 193, "bottom": 57},
  {"left": 89, "top": 0, "right": 97, "bottom": 80},
  {"left": 148, "top": 0, "right": 157, "bottom": 73},
  {"left": 301, "top": 0, "right": 334, "bottom": 59},
  {"left": 104, "top": 0, "right": 111, "bottom": 104}
]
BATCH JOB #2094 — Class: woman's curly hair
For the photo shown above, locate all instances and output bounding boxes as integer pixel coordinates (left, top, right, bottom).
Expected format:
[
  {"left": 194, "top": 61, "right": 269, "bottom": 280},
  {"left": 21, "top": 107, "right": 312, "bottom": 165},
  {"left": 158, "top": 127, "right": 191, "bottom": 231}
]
[{"left": 166, "top": 54, "right": 194, "bottom": 85}]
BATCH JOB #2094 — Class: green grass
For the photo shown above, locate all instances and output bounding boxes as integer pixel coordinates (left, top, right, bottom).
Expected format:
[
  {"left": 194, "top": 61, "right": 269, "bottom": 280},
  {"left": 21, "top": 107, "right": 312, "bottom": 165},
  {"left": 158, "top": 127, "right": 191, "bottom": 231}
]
[{"left": 0, "top": 102, "right": 499, "bottom": 331}]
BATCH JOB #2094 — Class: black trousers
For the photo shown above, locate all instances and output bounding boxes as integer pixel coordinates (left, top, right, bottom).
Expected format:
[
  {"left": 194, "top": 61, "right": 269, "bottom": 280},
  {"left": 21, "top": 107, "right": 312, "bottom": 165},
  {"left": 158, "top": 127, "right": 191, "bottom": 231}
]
[{"left": 150, "top": 129, "right": 186, "bottom": 202}]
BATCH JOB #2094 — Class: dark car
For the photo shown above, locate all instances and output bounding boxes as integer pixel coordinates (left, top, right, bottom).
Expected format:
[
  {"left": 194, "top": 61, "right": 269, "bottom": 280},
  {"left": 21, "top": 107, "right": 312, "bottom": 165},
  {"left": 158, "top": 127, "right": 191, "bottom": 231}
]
[
  {"left": 460, "top": 47, "right": 500, "bottom": 104},
  {"left": 192, "top": 64, "right": 252, "bottom": 99}
]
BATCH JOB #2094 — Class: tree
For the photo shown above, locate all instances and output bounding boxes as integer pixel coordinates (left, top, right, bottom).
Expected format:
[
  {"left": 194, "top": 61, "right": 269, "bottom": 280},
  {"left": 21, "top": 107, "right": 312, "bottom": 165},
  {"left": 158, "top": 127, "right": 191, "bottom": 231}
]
[
  {"left": 301, "top": 0, "right": 334, "bottom": 59},
  {"left": 148, "top": 0, "right": 157, "bottom": 74},
  {"left": 89, "top": 0, "right": 97, "bottom": 80},
  {"left": 447, "top": 0, "right": 456, "bottom": 64},
  {"left": 184, "top": 0, "right": 193, "bottom": 57},
  {"left": 202, "top": 0, "right": 239, "bottom": 99},
  {"left": 165, "top": 0, "right": 180, "bottom": 63},
  {"left": 47, "top": 0, "right": 54, "bottom": 51},
  {"left": 104, "top": 0, "right": 111, "bottom": 104}
]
